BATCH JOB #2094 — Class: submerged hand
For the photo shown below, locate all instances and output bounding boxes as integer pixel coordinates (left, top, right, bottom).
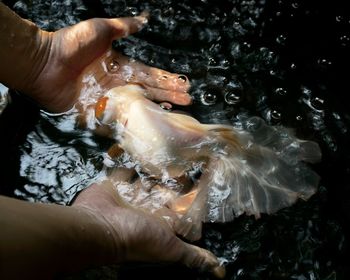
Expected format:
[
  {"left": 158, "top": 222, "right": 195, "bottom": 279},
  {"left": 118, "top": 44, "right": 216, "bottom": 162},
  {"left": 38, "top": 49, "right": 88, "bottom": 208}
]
[
  {"left": 72, "top": 181, "right": 225, "bottom": 278},
  {"left": 28, "top": 16, "right": 192, "bottom": 112}
]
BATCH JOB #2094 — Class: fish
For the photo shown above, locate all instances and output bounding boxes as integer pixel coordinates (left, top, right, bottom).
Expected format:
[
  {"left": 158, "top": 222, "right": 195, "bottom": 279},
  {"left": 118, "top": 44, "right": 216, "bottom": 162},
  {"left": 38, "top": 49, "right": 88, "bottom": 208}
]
[{"left": 89, "top": 84, "right": 321, "bottom": 241}]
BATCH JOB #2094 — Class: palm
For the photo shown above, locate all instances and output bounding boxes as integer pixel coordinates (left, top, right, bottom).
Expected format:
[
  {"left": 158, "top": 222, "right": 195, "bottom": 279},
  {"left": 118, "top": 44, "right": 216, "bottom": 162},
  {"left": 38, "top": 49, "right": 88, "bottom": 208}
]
[
  {"left": 32, "top": 17, "right": 191, "bottom": 113},
  {"left": 72, "top": 181, "right": 225, "bottom": 278},
  {"left": 31, "top": 19, "right": 127, "bottom": 112}
]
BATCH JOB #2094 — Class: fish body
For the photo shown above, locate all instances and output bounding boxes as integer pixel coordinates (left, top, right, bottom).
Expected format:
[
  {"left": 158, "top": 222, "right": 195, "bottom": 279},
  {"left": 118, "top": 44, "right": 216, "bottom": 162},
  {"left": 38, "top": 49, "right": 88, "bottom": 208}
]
[
  {"left": 98, "top": 85, "right": 213, "bottom": 178},
  {"left": 93, "top": 84, "right": 321, "bottom": 240}
]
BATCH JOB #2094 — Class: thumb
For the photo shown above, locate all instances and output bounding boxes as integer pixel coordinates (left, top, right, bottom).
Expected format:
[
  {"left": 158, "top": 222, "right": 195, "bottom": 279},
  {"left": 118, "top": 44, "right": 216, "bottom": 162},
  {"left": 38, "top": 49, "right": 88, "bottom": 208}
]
[{"left": 179, "top": 242, "right": 226, "bottom": 278}]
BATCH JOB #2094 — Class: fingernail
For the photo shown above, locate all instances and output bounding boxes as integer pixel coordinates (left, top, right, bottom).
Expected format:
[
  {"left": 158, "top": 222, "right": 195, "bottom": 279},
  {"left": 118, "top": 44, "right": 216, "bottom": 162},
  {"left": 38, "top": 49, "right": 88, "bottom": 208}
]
[
  {"left": 139, "top": 10, "right": 150, "bottom": 20},
  {"left": 212, "top": 265, "right": 226, "bottom": 279},
  {"left": 179, "top": 94, "right": 193, "bottom": 105},
  {"left": 135, "top": 13, "right": 149, "bottom": 29}
]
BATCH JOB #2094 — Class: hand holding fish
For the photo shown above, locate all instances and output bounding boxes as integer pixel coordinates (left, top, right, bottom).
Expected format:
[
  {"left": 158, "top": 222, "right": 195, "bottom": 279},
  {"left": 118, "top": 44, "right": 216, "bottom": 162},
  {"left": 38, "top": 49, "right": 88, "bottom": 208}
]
[
  {"left": 0, "top": 2, "right": 192, "bottom": 113},
  {"left": 72, "top": 180, "right": 225, "bottom": 278},
  {"left": 89, "top": 84, "right": 322, "bottom": 241},
  {"left": 0, "top": 3, "right": 211, "bottom": 278},
  {"left": 0, "top": 177, "right": 225, "bottom": 279},
  {"left": 0, "top": 2, "right": 321, "bottom": 278}
]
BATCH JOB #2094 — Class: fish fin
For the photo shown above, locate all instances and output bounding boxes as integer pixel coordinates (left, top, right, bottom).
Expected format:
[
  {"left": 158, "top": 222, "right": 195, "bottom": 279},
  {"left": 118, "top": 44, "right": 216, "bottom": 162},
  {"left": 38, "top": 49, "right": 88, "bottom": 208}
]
[
  {"left": 176, "top": 117, "right": 321, "bottom": 240},
  {"left": 204, "top": 117, "right": 321, "bottom": 223},
  {"left": 237, "top": 116, "right": 322, "bottom": 164},
  {"left": 168, "top": 189, "right": 199, "bottom": 215},
  {"left": 174, "top": 165, "right": 213, "bottom": 241}
]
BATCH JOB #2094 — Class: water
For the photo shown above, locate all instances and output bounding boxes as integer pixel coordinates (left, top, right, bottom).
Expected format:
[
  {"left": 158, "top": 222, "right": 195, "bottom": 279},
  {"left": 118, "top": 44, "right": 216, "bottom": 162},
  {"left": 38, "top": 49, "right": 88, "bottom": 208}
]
[
  {"left": 0, "top": 83, "right": 9, "bottom": 115},
  {"left": 1, "top": 0, "right": 350, "bottom": 279}
]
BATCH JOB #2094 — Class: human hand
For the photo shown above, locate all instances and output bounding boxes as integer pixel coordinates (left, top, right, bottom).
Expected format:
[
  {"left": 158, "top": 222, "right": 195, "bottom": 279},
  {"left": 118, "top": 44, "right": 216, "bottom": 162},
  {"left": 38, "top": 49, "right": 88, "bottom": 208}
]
[
  {"left": 27, "top": 16, "right": 192, "bottom": 112},
  {"left": 72, "top": 180, "right": 225, "bottom": 278}
]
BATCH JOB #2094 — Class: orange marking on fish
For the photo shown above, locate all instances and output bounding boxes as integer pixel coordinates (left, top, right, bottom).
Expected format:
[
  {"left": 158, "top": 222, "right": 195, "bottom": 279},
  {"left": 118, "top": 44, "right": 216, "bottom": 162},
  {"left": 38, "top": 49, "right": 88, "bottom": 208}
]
[{"left": 95, "top": 96, "right": 109, "bottom": 120}]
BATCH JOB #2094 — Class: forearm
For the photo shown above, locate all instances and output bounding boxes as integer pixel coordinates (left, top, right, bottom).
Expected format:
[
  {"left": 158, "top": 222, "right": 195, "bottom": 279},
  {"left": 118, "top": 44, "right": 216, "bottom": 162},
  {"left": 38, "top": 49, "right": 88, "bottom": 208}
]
[
  {"left": 0, "top": 195, "right": 119, "bottom": 279},
  {"left": 0, "top": 3, "right": 51, "bottom": 94}
]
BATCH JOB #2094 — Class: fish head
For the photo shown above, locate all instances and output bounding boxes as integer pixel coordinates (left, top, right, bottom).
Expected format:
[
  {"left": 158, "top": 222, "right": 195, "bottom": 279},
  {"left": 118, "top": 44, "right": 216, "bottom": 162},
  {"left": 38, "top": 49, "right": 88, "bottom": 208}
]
[{"left": 94, "top": 84, "right": 146, "bottom": 126}]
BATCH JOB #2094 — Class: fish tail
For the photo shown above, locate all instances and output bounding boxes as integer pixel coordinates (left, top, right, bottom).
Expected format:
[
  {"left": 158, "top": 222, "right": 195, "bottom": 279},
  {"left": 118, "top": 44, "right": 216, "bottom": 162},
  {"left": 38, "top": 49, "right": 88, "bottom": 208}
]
[
  {"left": 175, "top": 117, "right": 321, "bottom": 240},
  {"left": 207, "top": 117, "right": 321, "bottom": 221}
]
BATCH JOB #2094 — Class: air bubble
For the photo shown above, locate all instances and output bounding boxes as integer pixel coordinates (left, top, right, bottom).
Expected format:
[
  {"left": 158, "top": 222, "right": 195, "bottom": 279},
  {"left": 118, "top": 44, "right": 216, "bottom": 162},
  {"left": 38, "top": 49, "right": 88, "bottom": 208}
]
[
  {"left": 158, "top": 75, "right": 168, "bottom": 82},
  {"left": 275, "top": 87, "right": 287, "bottom": 96},
  {"left": 242, "top": 41, "right": 251, "bottom": 52},
  {"left": 335, "top": 15, "right": 344, "bottom": 23},
  {"left": 200, "top": 92, "right": 217, "bottom": 105},
  {"left": 310, "top": 97, "right": 325, "bottom": 111},
  {"left": 270, "top": 110, "right": 282, "bottom": 120},
  {"left": 291, "top": 2, "right": 299, "bottom": 9},
  {"left": 224, "top": 91, "right": 241, "bottom": 105},
  {"left": 302, "top": 86, "right": 312, "bottom": 96},
  {"left": 178, "top": 75, "right": 188, "bottom": 83},
  {"left": 159, "top": 102, "right": 172, "bottom": 111},
  {"left": 296, "top": 115, "right": 303, "bottom": 121},
  {"left": 317, "top": 58, "right": 332, "bottom": 66},
  {"left": 339, "top": 35, "right": 350, "bottom": 47},
  {"left": 108, "top": 60, "right": 120, "bottom": 72},
  {"left": 276, "top": 34, "right": 287, "bottom": 45}
]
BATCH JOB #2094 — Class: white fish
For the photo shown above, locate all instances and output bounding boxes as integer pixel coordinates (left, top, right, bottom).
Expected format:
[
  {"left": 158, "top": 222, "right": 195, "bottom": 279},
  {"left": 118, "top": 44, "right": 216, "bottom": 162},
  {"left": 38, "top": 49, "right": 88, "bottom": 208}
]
[{"left": 92, "top": 84, "right": 321, "bottom": 241}]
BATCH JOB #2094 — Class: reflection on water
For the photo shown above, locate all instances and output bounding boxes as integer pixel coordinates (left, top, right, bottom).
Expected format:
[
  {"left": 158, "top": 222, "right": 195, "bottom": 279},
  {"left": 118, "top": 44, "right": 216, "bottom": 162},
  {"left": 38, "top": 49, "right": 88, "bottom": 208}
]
[
  {"left": 1, "top": 0, "right": 350, "bottom": 279},
  {"left": 15, "top": 117, "right": 102, "bottom": 203},
  {"left": 0, "top": 83, "right": 9, "bottom": 115}
]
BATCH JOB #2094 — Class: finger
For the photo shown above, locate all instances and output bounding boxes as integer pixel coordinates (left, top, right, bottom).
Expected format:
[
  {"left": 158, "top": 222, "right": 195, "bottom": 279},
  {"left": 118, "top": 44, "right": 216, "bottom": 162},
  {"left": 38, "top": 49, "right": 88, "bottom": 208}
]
[
  {"left": 180, "top": 243, "right": 226, "bottom": 278},
  {"left": 105, "top": 15, "right": 148, "bottom": 39},
  {"left": 113, "top": 52, "right": 191, "bottom": 92},
  {"left": 104, "top": 51, "right": 192, "bottom": 104},
  {"left": 142, "top": 67, "right": 190, "bottom": 93},
  {"left": 144, "top": 86, "right": 192, "bottom": 105}
]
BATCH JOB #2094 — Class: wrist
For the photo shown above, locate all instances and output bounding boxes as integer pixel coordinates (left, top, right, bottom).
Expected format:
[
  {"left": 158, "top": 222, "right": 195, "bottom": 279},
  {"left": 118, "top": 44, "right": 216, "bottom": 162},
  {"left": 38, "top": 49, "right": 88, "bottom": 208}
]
[
  {"left": 0, "top": 3, "right": 52, "bottom": 94},
  {"left": 0, "top": 195, "right": 121, "bottom": 278},
  {"left": 20, "top": 28, "right": 53, "bottom": 95}
]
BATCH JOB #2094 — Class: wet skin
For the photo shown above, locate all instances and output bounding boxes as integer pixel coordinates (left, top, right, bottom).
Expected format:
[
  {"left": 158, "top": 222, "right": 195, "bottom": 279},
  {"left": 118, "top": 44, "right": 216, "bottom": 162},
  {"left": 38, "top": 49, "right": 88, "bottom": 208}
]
[
  {"left": 0, "top": 3, "right": 191, "bottom": 113},
  {"left": 35, "top": 19, "right": 192, "bottom": 112},
  {"left": 0, "top": 3, "right": 226, "bottom": 278}
]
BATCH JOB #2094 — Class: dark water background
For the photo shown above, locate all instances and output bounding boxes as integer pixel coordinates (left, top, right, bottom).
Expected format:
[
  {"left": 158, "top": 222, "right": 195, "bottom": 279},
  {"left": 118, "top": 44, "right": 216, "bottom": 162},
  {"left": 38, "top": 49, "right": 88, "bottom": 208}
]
[{"left": 1, "top": 0, "right": 350, "bottom": 279}]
